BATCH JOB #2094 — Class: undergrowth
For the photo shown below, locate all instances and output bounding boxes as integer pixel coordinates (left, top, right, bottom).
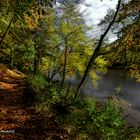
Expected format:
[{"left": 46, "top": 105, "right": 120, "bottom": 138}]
[{"left": 26, "top": 74, "right": 140, "bottom": 140}]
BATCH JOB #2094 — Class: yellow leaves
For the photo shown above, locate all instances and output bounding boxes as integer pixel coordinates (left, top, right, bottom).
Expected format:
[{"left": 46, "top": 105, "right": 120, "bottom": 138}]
[
  {"left": 60, "top": 22, "right": 71, "bottom": 36},
  {"left": 24, "top": 6, "right": 47, "bottom": 30},
  {"left": 121, "top": 19, "right": 140, "bottom": 49},
  {"left": 24, "top": 13, "right": 39, "bottom": 30},
  {"left": 84, "top": 47, "right": 93, "bottom": 56},
  {"left": 68, "top": 54, "right": 85, "bottom": 74},
  {"left": 95, "top": 57, "right": 108, "bottom": 68},
  {"left": 89, "top": 70, "right": 100, "bottom": 87},
  {"left": 1, "top": 18, "right": 9, "bottom": 26},
  {"left": 75, "top": 62, "right": 84, "bottom": 73},
  {"left": 41, "top": 58, "right": 52, "bottom": 72},
  {"left": 129, "top": 64, "right": 140, "bottom": 82}
]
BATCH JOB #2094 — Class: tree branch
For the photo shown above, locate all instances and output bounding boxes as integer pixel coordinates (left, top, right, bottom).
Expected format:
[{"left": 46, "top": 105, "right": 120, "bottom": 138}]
[
  {"left": 0, "top": 15, "right": 15, "bottom": 47},
  {"left": 74, "top": 0, "right": 122, "bottom": 98}
]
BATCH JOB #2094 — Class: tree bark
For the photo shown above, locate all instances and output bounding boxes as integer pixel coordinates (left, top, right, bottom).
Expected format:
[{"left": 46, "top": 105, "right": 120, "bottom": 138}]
[
  {"left": 47, "top": 46, "right": 56, "bottom": 79},
  {"left": 60, "top": 28, "right": 81, "bottom": 87},
  {"left": 10, "top": 47, "right": 14, "bottom": 68},
  {"left": 33, "top": 58, "right": 38, "bottom": 74},
  {"left": 33, "top": 45, "right": 40, "bottom": 74},
  {"left": 61, "top": 38, "right": 68, "bottom": 87},
  {"left": 50, "top": 67, "right": 61, "bottom": 81},
  {"left": 0, "top": 15, "right": 15, "bottom": 47},
  {"left": 74, "top": 0, "right": 122, "bottom": 98}
]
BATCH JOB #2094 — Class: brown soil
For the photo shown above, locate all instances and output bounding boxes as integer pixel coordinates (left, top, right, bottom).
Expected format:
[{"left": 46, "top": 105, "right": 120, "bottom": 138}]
[{"left": 0, "top": 64, "right": 68, "bottom": 140}]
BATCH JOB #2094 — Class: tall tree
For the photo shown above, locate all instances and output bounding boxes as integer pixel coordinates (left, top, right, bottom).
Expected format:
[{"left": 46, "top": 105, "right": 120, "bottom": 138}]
[
  {"left": 0, "top": 0, "right": 57, "bottom": 71},
  {"left": 100, "top": 0, "right": 140, "bottom": 81},
  {"left": 0, "top": 0, "right": 34, "bottom": 46},
  {"left": 112, "top": 0, "right": 140, "bottom": 81},
  {"left": 74, "top": 0, "right": 122, "bottom": 98},
  {"left": 57, "top": 1, "right": 92, "bottom": 87}
]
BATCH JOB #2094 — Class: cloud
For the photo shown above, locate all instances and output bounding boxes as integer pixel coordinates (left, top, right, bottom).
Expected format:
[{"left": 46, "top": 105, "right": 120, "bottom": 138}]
[
  {"left": 56, "top": 0, "right": 119, "bottom": 42},
  {"left": 78, "top": 0, "right": 118, "bottom": 42},
  {"left": 79, "top": 0, "right": 118, "bottom": 24}
]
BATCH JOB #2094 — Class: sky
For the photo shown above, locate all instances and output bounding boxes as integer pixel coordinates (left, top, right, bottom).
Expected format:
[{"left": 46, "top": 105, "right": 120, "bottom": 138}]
[
  {"left": 56, "top": 0, "right": 119, "bottom": 42},
  {"left": 78, "top": 0, "right": 118, "bottom": 42},
  {"left": 78, "top": 0, "right": 118, "bottom": 25}
]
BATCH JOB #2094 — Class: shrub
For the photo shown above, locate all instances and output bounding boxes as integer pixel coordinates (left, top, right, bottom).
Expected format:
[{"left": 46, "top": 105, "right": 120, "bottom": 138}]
[
  {"left": 24, "top": 73, "right": 48, "bottom": 104},
  {"left": 42, "top": 85, "right": 121, "bottom": 139},
  {"left": 45, "top": 88, "right": 140, "bottom": 139},
  {"left": 26, "top": 73, "right": 140, "bottom": 139}
]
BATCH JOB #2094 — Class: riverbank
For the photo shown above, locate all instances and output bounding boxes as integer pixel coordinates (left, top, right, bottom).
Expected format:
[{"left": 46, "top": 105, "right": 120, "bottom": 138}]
[{"left": 0, "top": 64, "right": 140, "bottom": 139}]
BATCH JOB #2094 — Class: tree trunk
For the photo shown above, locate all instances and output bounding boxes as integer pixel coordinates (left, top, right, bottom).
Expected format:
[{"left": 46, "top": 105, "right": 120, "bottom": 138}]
[
  {"left": 61, "top": 39, "right": 68, "bottom": 87},
  {"left": 33, "top": 58, "right": 38, "bottom": 74},
  {"left": 10, "top": 47, "right": 14, "bottom": 68},
  {"left": 0, "top": 15, "right": 15, "bottom": 47},
  {"left": 33, "top": 46, "right": 39, "bottom": 74},
  {"left": 47, "top": 47, "right": 56, "bottom": 79},
  {"left": 74, "top": 0, "right": 122, "bottom": 98},
  {"left": 50, "top": 68, "right": 60, "bottom": 81}
]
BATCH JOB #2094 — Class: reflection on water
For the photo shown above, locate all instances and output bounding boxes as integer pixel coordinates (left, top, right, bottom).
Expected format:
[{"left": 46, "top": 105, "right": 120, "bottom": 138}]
[
  {"left": 51, "top": 69, "right": 140, "bottom": 110},
  {"left": 50, "top": 69, "right": 140, "bottom": 126},
  {"left": 81, "top": 69, "right": 140, "bottom": 111}
]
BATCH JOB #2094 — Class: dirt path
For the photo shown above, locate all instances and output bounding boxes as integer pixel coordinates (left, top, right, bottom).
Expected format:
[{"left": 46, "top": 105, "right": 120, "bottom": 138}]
[
  {"left": 0, "top": 104, "right": 67, "bottom": 140},
  {"left": 0, "top": 65, "right": 68, "bottom": 140}
]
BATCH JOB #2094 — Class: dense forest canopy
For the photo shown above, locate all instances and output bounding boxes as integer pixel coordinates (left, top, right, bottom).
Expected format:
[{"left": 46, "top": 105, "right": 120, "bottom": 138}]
[
  {"left": 0, "top": 0, "right": 139, "bottom": 88},
  {"left": 99, "top": 0, "right": 140, "bottom": 82},
  {"left": 1, "top": 0, "right": 140, "bottom": 139}
]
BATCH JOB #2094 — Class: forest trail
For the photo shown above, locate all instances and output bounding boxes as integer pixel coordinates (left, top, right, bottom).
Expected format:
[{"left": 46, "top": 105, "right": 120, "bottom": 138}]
[{"left": 0, "top": 65, "right": 67, "bottom": 140}]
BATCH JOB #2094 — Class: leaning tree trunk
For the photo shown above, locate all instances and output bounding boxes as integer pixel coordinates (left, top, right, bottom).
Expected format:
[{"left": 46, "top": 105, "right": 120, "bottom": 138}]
[
  {"left": 0, "top": 15, "right": 15, "bottom": 47},
  {"left": 74, "top": 0, "right": 122, "bottom": 98}
]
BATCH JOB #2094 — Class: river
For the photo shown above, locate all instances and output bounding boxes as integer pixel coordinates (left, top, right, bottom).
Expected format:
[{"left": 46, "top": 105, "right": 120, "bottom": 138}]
[
  {"left": 51, "top": 69, "right": 140, "bottom": 126},
  {"left": 80, "top": 69, "right": 140, "bottom": 110}
]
